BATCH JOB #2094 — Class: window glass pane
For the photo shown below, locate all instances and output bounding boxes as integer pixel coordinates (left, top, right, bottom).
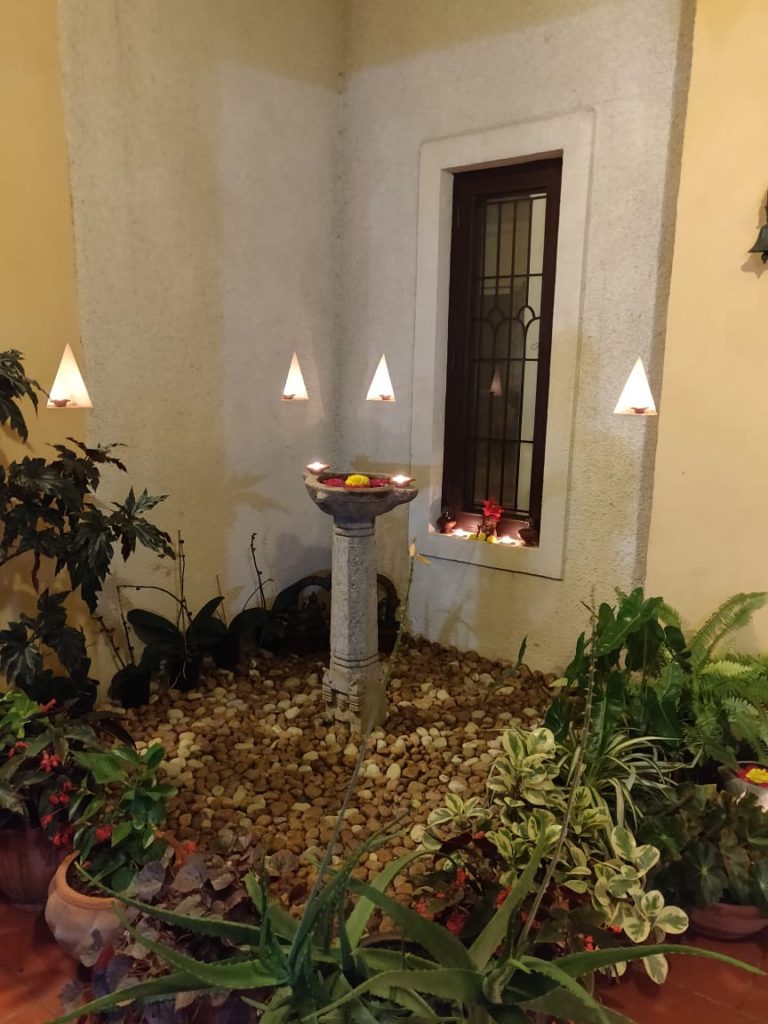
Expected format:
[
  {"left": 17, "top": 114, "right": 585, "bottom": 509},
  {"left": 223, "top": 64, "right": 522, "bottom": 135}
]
[
  {"left": 501, "top": 442, "right": 520, "bottom": 509},
  {"left": 498, "top": 200, "right": 515, "bottom": 277},
  {"left": 512, "top": 275, "right": 528, "bottom": 320},
  {"left": 508, "top": 317, "right": 525, "bottom": 360},
  {"left": 517, "top": 442, "right": 534, "bottom": 514},
  {"left": 491, "top": 360, "right": 523, "bottom": 440},
  {"left": 530, "top": 196, "right": 547, "bottom": 274},
  {"left": 472, "top": 439, "right": 488, "bottom": 505},
  {"left": 525, "top": 317, "right": 540, "bottom": 360},
  {"left": 487, "top": 441, "right": 503, "bottom": 503},
  {"left": 513, "top": 199, "right": 532, "bottom": 276},
  {"left": 483, "top": 202, "right": 500, "bottom": 282},
  {"left": 526, "top": 274, "right": 542, "bottom": 318},
  {"left": 520, "top": 362, "right": 538, "bottom": 442}
]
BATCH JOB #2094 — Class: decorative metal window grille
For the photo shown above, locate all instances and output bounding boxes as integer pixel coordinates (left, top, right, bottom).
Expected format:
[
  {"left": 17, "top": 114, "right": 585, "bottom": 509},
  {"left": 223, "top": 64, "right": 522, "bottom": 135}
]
[{"left": 442, "top": 158, "right": 562, "bottom": 540}]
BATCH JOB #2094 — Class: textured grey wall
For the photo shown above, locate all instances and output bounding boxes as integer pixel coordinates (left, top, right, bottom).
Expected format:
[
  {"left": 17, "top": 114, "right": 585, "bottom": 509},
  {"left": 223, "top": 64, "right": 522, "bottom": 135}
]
[
  {"left": 335, "top": 0, "right": 694, "bottom": 667},
  {"left": 57, "top": 0, "right": 693, "bottom": 670},
  {"left": 58, "top": 1, "right": 343, "bottom": 634}
]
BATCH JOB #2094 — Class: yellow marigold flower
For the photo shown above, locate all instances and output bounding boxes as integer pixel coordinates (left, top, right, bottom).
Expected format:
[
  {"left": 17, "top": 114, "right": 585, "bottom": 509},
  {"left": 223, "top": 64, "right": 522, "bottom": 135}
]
[
  {"left": 746, "top": 767, "right": 768, "bottom": 786},
  {"left": 345, "top": 474, "right": 370, "bottom": 487}
]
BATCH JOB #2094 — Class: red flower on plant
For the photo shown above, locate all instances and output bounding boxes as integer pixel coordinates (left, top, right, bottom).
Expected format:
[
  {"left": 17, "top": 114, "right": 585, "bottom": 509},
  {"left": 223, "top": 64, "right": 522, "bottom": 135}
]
[
  {"left": 182, "top": 840, "right": 198, "bottom": 854},
  {"left": 52, "top": 826, "right": 73, "bottom": 848},
  {"left": 95, "top": 824, "right": 112, "bottom": 843},
  {"left": 583, "top": 934, "right": 596, "bottom": 952},
  {"left": 15, "top": 741, "right": 28, "bottom": 750},
  {"left": 38, "top": 699, "right": 57, "bottom": 714},
  {"left": 40, "top": 814, "right": 53, "bottom": 828},
  {"left": 49, "top": 794, "right": 60, "bottom": 805},
  {"left": 454, "top": 868, "right": 469, "bottom": 887},
  {"left": 61, "top": 780, "right": 74, "bottom": 792},
  {"left": 444, "top": 908, "right": 468, "bottom": 936},
  {"left": 57, "top": 793, "right": 70, "bottom": 807},
  {"left": 40, "top": 751, "right": 61, "bottom": 772}
]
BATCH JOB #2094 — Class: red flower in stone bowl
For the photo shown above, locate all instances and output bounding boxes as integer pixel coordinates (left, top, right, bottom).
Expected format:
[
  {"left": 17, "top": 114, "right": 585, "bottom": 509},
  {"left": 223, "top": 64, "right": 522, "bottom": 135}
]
[
  {"left": 482, "top": 498, "right": 503, "bottom": 521},
  {"left": 319, "top": 474, "right": 391, "bottom": 489}
]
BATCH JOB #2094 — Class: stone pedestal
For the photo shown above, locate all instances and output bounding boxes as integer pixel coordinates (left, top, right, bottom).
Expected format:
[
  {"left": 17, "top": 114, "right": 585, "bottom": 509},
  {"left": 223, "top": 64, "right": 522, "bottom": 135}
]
[{"left": 304, "top": 474, "right": 418, "bottom": 728}]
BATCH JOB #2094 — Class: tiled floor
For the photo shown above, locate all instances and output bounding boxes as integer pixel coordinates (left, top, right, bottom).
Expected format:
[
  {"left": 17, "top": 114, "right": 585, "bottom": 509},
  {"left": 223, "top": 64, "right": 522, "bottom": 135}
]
[
  {"left": 600, "top": 933, "right": 768, "bottom": 1023},
  {"left": 0, "top": 894, "right": 765, "bottom": 1023},
  {"left": 0, "top": 896, "right": 78, "bottom": 1024}
]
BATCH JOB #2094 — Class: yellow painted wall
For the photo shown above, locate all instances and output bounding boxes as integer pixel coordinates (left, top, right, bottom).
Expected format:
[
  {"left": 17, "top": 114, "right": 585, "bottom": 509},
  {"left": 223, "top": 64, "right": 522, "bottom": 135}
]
[
  {"left": 646, "top": 0, "right": 768, "bottom": 643},
  {"left": 0, "top": 0, "right": 85, "bottom": 618},
  {"left": 0, "top": 0, "right": 84, "bottom": 455}
]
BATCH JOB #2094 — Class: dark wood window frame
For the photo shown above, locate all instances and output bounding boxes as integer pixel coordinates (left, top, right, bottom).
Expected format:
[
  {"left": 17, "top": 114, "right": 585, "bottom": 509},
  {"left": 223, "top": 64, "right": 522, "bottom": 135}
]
[{"left": 441, "top": 157, "right": 562, "bottom": 543}]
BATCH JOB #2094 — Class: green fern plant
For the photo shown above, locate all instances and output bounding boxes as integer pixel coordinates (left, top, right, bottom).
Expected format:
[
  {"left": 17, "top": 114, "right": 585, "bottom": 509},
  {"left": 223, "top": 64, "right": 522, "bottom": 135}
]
[
  {"left": 683, "top": 593, "right": 768, "bottom": 768},
  {"left": 689, "top": 592, "right": 767, "bottom": 671}
]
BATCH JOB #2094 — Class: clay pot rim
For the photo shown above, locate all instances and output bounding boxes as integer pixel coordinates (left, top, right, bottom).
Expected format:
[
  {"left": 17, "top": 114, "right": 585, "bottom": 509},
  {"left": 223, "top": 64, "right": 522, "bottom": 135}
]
[
  {"left": 51, "top": 852, "right": 116, "bottom": 910},
  {"left": 692, "top": 901, "right": 767, "bottom": 919},
  {"left": 51, "top": 834, "right": 185, "bottom": 909}
]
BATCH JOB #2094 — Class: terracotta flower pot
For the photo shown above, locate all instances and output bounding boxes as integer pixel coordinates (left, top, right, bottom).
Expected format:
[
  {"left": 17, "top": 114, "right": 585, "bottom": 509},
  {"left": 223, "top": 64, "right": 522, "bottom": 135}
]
[
  {"left": 0, "top": 827, "right": 64, "bottom": 910},
  {"left": 689, "top": 902, "right": 768, "bottom": 940},
  {"left": 45, "top": 852, "right": 121, "bottom": 963}
]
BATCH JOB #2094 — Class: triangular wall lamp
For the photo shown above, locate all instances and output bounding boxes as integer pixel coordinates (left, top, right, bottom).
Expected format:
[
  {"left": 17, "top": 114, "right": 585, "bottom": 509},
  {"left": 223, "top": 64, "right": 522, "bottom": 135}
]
[
  {"left": 282, "top": 352, "right": 309, "bottom": 401},
  {"left": 366, "top": 354, "right": 395, "bottom": 402},
  {"left": 613, "top": 357, "right": 657, "bottom": 416},
  {"left": 47, "top": 344, "right": 93, "bottom": 409}
]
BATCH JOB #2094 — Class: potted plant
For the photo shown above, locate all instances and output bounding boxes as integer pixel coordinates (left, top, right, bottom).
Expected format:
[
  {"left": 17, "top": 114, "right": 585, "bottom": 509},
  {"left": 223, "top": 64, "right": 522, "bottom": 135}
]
[
  {"left": 58, "top": 835, "right": 265, "bottom": 1022},
  {"left": 639, "top": 782, "right": 768, "bottom": 939},
  {"left": 45, "top": 740, "right": 176, "bottom": 962},
  {"left": 0, "top": 689, "right": 124, "bottom": 907}
]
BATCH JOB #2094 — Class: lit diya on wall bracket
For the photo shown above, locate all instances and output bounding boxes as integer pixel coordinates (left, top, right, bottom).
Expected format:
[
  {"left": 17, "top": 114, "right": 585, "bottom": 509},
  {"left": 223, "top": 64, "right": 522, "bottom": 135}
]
[
  {"left": 47, "top": 344, "right": 93, "bottom": 409},
  {"left": 613, "top": 357, "right": 657, "bottom": 416},
  {"left": 365, "top": 354, "right": 395, "bottom": 402},
  {"left": 282, "top": 352, "right": 309, "bottom": 401}
]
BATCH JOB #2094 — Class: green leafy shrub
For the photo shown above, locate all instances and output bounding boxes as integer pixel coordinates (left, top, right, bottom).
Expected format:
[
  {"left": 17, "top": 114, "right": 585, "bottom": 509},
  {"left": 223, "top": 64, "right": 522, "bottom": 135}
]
[
  {"left": 0, "top": 349, "right": 174, "bottom": 706},
  {"left": 639, "top": 783, "right": 768, "bottom": 912},
  {"left": 546, "top": 587, "right": 768, "bottom": 781},
  {"left": 425, "top": 727, "right": 688, "bottom": 984},
  {"left": 0, "top": 689, "right": 128, "bottom": 830},
  {"left": 69, "top": 742, "right": 175, "bottom": 892}
]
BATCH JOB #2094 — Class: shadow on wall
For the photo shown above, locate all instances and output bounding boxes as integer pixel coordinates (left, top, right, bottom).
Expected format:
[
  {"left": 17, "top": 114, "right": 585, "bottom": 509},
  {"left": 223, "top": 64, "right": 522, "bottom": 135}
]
[{"left": 632, "top": 0, "right": 696, "bottom": 584}]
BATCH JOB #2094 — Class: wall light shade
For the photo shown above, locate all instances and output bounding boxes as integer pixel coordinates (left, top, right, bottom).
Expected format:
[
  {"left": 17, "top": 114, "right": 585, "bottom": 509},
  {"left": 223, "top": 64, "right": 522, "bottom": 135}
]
[
  {"left": 47, "top": 344, "right": 93, "bottom": 409},
  {"left": 489, "top": 367, "right": 503, "bottom": 397},
  {"left": 613, "top": 357, "right": 657, "bottom": 416},
  {"left": 366, "top": 354, "right": 395, "bottom": 402},
  {"left": 282, "top": 352, "right": 308, "bottom": 401}
]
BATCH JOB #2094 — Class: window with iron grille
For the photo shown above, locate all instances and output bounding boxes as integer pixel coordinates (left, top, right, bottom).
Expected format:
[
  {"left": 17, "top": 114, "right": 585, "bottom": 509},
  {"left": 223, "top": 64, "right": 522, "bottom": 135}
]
[{"left": 442, "top": 158, "right": 562, "bottom": 544}]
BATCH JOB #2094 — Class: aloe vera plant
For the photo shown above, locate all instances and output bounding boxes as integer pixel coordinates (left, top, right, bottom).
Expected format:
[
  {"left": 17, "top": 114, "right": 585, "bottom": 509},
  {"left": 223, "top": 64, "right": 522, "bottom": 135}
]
[{"left": 49, "top": 825, "right": 762, "bottom": 1024}]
